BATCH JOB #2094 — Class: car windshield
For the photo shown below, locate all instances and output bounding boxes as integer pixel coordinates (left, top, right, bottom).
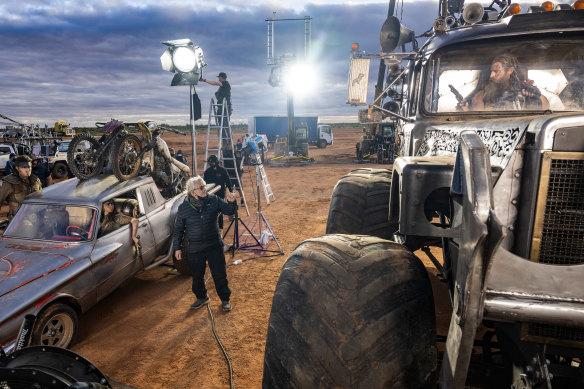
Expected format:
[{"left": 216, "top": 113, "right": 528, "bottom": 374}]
[
  {"left": 58, "top": 142, "right": 70, "bottom": 152},
  {"left": 4, "top": 204, "right": 97, "bottom": 242},
  {"left": 423, "top": 34, "right": 584, "bottom": 114}
]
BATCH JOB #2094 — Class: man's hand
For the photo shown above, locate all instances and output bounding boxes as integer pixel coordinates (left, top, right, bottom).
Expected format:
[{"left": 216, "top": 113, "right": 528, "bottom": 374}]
[
  {"left": 175, "top": 249, "right": 182, "bottom": 261},
  {"left": 132, "top": 236, "right": 140, "bottom": 246},
  {"left": 225, "top": 189, "right": 236, "bottom": 202}
]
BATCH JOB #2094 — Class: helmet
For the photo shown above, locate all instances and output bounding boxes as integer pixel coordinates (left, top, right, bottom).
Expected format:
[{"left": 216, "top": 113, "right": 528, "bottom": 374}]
[{"left": 207, "top": 155, "right": 219, "bottom": 163}]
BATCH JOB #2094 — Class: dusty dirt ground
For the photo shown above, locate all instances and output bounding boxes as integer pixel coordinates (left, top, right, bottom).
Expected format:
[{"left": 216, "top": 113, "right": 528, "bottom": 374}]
[{"left": 2, "top": 127, "right": 451, "bottom": 388}]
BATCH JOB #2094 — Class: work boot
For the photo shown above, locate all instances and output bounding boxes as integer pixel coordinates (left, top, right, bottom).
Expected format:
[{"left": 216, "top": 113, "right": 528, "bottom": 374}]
[
  {"left": 222, "top": 300, "right": 232, "bottom": 312},
  {"left": 190, "top": 296, "right": 210, "bottom": 310}
]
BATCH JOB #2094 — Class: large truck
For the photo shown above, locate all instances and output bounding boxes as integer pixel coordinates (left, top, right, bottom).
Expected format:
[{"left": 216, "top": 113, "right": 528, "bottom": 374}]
[
  {"left": 263, "top": 1, "right": 584, "bottom": 388},
  {"left": 248, "top": 115, "right": 333, "bottom": 148}
]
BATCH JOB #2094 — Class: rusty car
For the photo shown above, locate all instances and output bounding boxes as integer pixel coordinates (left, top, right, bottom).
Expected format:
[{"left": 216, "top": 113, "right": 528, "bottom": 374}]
[{"left": 0, "top": 175, "right": 186, "bottom": 353}]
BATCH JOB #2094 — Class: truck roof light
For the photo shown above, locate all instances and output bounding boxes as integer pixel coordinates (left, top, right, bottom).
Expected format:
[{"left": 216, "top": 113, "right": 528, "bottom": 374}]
[
  {"left": 508, "top": 3, "right": 522, "bottom": 14},
  {"left": 541, "top": 1, "right": 555, "bottom": 10},
  {"left": 541, "top": 1, "right": 554, "bottom": 11},
  {"left": 351, "top": 43, "right": 359, "bottom": 51},
  {"left": 573, "top": 0, "right": 584, "bottom": 9}
]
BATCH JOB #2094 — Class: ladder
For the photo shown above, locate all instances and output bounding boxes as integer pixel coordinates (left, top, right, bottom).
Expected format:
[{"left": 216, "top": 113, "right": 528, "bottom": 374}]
[
  {"left": 203, "top": 98, "right": 249, "bottom": 216},
  {"left": 251, "top": 153, "right": 275, "bottom": 205}
]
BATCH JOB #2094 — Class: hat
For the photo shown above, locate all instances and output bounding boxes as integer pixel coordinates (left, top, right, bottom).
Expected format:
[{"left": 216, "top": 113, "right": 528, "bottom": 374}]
[
  {"left": 207, "top": 155, "right": 218, "bottom": 163},
  {"left": 217, "top": 72, "right": 227, "bottom": 79},
  {"left": 9, "top": 153, "right": 16, "bottom": 159},
  {"left": 13, "top": 155, "right": 32, "bottom": 168}
]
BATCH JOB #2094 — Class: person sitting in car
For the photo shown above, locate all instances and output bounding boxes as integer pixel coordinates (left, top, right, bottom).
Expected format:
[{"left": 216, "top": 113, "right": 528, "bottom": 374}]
[{"left": 99, "top": 199, "right": 139, "bottom": 245}]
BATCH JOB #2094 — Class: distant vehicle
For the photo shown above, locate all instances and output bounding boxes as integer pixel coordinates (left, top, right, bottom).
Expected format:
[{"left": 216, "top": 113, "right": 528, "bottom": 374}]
[
  {"left": 48, "top": 140, "right": 72, "bottom": 179},
  {"left": 0, "top": 175, "right": 186, "bottom": 353},
  {"left": 54, "top": 121, "right": 75, "bottom": 136},
  {"left": 0, "top": 143, "right": 16, "bottom": 172},
  {"left": 248, "top": 116, "right": 333, "bottom": 148}
]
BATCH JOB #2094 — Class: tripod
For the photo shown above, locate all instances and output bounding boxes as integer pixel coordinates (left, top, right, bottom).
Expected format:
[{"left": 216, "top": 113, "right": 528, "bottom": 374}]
[{"left": 223, "top": 161, "right": 283, "bottom": 258}]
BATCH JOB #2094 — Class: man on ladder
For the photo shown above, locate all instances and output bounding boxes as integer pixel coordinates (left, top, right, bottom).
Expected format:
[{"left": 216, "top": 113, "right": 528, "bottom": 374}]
[{"left": 199, "top": 71, "right": 232, "bottom": 129}]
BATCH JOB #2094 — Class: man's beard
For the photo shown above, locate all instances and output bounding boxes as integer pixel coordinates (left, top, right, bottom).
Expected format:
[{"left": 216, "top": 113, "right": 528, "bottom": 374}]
[{"left": 483, "top": 78, "right": 509, "bottom": 107}]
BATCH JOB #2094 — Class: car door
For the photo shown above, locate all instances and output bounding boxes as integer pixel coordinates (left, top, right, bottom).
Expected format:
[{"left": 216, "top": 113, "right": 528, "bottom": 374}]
[{"left": 137, "top": 184, "right": 173, "bottom": 259}]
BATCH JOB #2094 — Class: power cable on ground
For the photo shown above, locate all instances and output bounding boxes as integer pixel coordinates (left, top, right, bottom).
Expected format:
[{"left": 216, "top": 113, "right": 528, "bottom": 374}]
[{"left": 202, "top": 271, "right": 235, "bottom": 389}]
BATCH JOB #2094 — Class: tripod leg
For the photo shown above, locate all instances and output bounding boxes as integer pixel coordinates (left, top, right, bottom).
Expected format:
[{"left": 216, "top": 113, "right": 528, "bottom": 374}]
[{"left": 259, "top": 212, "right": 283, "bottom": 253}]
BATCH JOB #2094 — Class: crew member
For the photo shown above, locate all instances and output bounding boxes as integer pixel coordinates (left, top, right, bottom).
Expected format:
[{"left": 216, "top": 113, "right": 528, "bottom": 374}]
[
  {"left": 31, "top": 155, "right": 53, "bottom": 188},
  {"left": 173, "top": 176, "right": 237, "bottom": 312},
  {"left": 462, "top": 54, "right": 549, "bottom": 111},
  {"left": 0, "top": 155, "right": 42, "bottom": 220},
  {"left": 4, "top": 153, "right": 16, "bottom": 176},
  {"left": 99, "top": 199, "right": 140, "bottom": 246},
  {"left": 199, "top": 72, "right": 232, "bottom": 117},
  {"left": 203, "top": 155, "right": 232, "bottom": 233},
  {"left": 176, "top": 150, "right": 188, "bottom": 165}
]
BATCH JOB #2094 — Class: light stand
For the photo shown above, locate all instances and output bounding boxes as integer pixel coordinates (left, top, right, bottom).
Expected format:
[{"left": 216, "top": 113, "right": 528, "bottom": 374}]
[{"left": 223, "top": 159, "right": 283, "bottom": 257}]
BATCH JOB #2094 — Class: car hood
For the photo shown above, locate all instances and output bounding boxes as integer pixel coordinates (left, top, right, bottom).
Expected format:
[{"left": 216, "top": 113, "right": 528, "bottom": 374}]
[{"left": 0, "top": 241, "right": 79, "bottom": 298}]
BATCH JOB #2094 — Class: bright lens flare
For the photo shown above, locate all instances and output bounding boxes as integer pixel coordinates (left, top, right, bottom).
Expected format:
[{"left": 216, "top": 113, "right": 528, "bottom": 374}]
[
  {"left": 285, "top": 62, "right": 317, "bottom": 97},
  {"left": 173, "top": 47, "right": 197, "bottom": 73}
]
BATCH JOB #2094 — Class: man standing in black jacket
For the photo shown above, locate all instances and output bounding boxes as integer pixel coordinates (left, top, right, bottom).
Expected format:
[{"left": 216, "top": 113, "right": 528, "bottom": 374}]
[{"left": 173, "top": 176, "right": 237, "bottom": 311}]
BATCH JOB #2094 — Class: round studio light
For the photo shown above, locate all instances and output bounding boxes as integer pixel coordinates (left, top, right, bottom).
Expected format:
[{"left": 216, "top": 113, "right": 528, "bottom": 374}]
[{"left": 173, "top": 46, "right": 197, "bottom": 73}]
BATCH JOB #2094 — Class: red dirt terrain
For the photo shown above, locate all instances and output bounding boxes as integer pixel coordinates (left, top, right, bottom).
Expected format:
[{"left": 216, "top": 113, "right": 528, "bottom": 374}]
[{"left": 2, "top": 128, "right": 451, "bottom": 388}]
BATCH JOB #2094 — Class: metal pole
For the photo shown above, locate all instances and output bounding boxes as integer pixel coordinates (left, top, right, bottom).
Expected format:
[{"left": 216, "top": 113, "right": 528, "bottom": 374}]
[
  {"left": 190, "top": 85, "right": 197, "bottom": 175},
  {"left": 287, "top": 88, "right": 295, "bottom": 155}
]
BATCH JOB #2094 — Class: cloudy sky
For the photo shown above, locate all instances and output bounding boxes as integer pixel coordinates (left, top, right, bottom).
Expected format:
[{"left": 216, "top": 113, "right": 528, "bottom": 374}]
[{"left": 0, "top": 0, "right": 549, "bottom": 128}]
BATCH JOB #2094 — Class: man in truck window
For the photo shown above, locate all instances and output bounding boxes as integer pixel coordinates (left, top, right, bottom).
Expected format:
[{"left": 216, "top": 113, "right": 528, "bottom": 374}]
[{"left": 462, "top": 54, "right": 549, "bottom": 111}]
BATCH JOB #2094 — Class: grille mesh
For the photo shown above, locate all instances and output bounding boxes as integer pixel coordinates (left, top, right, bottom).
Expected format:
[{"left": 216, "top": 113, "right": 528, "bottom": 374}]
[
  {"left": 538, "top": 158, "right": 584, "bottom": 265},
  {"left": 528, "top": 322, "right": 584, "bottom": 343}
]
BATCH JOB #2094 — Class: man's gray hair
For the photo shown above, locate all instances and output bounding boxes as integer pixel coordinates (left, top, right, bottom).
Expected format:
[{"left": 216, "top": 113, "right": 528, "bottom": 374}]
[{"left": 186, "top": 176, "right": 206, "bottom": 193}]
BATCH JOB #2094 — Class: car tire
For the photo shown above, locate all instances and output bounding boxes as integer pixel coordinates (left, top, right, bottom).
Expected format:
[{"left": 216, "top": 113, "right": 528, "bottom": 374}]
[
  {"left": 326, "top": 168, "right": 394, "bottom": 240},
  {"left": 51, "top": 162, "right": 68, "bottom": 179},
  {"left": 317, "top": 139, "right": 327, "bottom": 148},
  {"left": 262, "top": 234, "right": 437, "bottom": 389},
  {"left": 32, "top": 303, "right": 78, "bottom": 349}
]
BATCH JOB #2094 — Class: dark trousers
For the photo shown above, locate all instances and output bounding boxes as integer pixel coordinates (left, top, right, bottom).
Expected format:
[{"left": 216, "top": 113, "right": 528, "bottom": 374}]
[{"left": 187, "top": 245, "right": 231, "bottom": 302}]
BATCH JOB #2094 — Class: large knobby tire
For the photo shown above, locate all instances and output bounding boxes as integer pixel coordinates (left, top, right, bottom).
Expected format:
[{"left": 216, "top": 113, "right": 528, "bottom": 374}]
[
  {"left": 263, "top": 234, "right": 437, "bottom": 389},
  {"left": 326, "top": 168, "right": 393, "bottom": 240},
  {"left": 51, "top": 162, "right": 68, "bottom": 179},
  {"left": 113, "top": 134, "right": 143, "bottom": 181},
  {"left": 31, "top": 303, "right": 78, "bottom": 349},
  {"left": 67, "top": 133, "right": 102, "bottom": 180}
]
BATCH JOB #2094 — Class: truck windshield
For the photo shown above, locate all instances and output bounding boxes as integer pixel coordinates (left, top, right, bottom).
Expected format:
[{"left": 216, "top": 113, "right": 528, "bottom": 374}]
[
  {"left": 4, "top": 204, "right": 96, "bottom": 242},
  {"left": 423, "top": 34, "right": 584, "bottom": 114},
  {"left": 58, "top": 142, "right": 70, "bottom": 152}
]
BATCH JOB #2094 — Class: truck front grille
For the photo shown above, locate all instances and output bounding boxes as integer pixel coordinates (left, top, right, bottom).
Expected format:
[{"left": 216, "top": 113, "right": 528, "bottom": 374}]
[
  {"left": 522, "top": 322, "right": 584, "bottom": 348},
  {"left": 531, "top": 152, "right": 584, "bottom": 265}
]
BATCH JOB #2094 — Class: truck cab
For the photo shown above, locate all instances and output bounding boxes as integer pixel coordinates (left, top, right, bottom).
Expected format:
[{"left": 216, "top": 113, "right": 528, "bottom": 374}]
[{"left": 263, "top": 3, "right": 584, "bottom": 389}]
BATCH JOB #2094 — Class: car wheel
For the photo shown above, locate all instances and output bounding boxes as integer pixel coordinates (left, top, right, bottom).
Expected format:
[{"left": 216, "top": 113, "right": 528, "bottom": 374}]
[
  {"left": 326, "top": 168, "right": 394, "bottom": 240},
  {"left": 32, "top": 303, "right": 78, "bottom": 348},
  {"left": 263, "top": 234, "right": 437, "bottom": 388},
  {"left": 51, "top": 162, "right": 68, "bottom": 179},
  {"left": 317, "top": 139, "right": 327, "bottom": 148}
]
